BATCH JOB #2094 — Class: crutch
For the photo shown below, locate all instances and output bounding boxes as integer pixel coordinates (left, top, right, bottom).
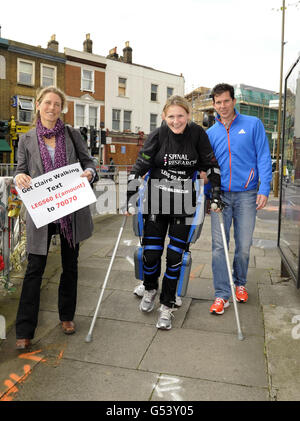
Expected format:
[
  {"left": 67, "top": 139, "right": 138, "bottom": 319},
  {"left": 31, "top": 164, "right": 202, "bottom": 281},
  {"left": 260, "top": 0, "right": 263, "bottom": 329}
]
[
  {"left": 211, "top": 205, "right": 244, "bottom": 341},
  {"left": 85, "top": 215, "right": 127, "bottom": 342}
]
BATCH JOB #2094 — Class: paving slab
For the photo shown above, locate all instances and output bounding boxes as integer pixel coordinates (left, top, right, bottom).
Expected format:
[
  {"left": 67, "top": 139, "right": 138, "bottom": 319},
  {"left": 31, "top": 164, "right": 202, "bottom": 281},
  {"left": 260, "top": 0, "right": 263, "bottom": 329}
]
[
  {"left": 13, "top": 359, "right": 159, "bottom": 401},
  {"left": 151, "top": 374, "right": 269, "bottom": 401},
  {"left": 258, "top": 281, "right": 300, "bottom": 307},
  {"left": 38, "top": 316, "right": 158, "bottom": 370},
  {"left": 185, "top": 277, "right": 215, "bottom": 300},
  {"left": 140, "top": 328, "right": 268, "bottom": 388},
  {"left": 263, "top": 305, "right": 300, "bottom": 401},
  {"left": 95, "top": 289, "right": 192, "bottom": 329},
  {"left": 183, "top": 299, "right": 264, "bottom": 337}
]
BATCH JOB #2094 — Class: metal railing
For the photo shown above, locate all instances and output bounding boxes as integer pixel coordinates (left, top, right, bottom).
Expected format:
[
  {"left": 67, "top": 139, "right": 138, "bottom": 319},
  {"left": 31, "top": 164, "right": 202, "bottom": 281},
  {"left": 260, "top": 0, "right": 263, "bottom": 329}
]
[
  {"left": 0, "top": 166, "right": 132, "bottom": 295},
  {"left": 0, "top": 164, "right": 17, "bottom": 177},
  {"left": 0, "top": 177, "right": 26, "bottom": 295}
]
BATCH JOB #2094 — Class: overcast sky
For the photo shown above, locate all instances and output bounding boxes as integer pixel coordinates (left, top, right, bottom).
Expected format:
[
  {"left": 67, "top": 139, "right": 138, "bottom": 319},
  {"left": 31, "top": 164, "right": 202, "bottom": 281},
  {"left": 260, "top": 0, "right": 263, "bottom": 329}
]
[{"left": 1, "top": 0, "right": 299, "bottom": 94}]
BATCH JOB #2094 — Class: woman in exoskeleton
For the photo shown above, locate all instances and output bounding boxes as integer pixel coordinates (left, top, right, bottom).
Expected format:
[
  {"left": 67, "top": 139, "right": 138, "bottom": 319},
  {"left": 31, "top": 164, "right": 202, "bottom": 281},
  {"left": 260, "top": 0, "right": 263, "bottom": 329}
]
[{"left": 127, "top": 95, "right": 222, "bottom": 330}]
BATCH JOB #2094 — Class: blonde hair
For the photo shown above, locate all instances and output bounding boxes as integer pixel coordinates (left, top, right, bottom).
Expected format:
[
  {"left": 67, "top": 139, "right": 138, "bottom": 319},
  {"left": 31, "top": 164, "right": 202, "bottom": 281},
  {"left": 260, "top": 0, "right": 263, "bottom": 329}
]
[
  {"left": 162, "top": 95, "right": 191, "bottom": 116},
  {"left": 33, "top": 85, "right": 67, "bottom": 126}
]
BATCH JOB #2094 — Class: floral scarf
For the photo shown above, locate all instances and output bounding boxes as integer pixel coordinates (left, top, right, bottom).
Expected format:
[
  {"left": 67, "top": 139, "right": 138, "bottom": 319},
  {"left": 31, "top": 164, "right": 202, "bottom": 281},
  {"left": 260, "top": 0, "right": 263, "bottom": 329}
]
[{"left": 36, "top": 118, "right": 73, "bottom": 247}]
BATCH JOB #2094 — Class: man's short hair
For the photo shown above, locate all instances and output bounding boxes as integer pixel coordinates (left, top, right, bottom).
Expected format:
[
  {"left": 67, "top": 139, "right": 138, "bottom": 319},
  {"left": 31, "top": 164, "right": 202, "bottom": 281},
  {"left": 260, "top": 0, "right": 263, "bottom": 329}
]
[{"left": 211, "top": 83, "right": 235, "bottom": 102}]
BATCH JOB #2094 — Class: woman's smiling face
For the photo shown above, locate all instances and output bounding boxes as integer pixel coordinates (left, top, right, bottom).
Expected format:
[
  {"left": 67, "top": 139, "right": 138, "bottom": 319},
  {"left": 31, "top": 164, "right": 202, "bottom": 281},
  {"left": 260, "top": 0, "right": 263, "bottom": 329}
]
[
  {"left": 163, "top": 105, "right": 190, "bottom": 134},
  {"left": 36, "top": 92, "right": 62, "bottom": 128}
]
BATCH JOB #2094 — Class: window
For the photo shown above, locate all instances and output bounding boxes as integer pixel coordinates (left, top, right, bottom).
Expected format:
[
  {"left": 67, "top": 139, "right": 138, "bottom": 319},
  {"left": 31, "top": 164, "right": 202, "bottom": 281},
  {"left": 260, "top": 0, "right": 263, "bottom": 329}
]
[
  {"left": 167, "top": 87, "right": 174, "bottom": 98},
  {"left": 75, "top": 103, "right": 99, "bottom": 128},
  {"left": 18, "top": 97, "right": 34, "bottom": 123},
  {"left": 89, "top": 106, "right": 98, "bottom": 127},
  {"left": 41, "top": 64, "right": 56, "bottom": 87},
  {"left": 151, "top": 84, "right": 158, "bottom": 101},
  {"left": 0, "top": 55, "right": 6, "bottom": 80},
  {"left": 75, "top": 104, "right": 85, "bottom": 127},
  {"left": 112, "top": 109, "right": 121, "bottom": 131},
  {"left": 124, "top": 110, "right": 132, "bottom": 131},
  {"left": 18, "top": 59, "right": 35, "bottom": 85},
  {"left": 82, "top": 69, "right": 94, "bottom": 92},
  {"left": 150, "top": 113, "right": 157, "bottom": 132},
  {"left": 118, "top": 77, "right": 127, "bottom": 96}
]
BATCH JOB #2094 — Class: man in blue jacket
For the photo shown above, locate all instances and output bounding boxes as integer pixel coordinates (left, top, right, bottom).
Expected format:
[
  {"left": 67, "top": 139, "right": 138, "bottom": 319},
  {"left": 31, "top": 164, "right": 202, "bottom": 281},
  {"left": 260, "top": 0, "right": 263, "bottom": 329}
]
[{"left": 207, "top": 83, "right": 272, "bottom": 315}]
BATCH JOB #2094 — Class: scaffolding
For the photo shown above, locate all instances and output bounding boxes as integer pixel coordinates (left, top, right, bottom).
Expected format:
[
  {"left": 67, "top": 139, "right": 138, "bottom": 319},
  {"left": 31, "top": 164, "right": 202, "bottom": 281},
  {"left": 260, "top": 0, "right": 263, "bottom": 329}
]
[
  {"left": 185, "top": 84, "right": 279, "bottom": 148},
  {"left": 234, "top": 84, "right": 279, "bottom": 143}
]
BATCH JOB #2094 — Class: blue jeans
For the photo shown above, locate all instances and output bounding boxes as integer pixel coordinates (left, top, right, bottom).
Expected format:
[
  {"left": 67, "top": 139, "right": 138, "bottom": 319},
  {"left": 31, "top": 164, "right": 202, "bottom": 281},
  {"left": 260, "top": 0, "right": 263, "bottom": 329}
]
[{"left": 211, "top": 189, "right": 257, "bottom": 300}]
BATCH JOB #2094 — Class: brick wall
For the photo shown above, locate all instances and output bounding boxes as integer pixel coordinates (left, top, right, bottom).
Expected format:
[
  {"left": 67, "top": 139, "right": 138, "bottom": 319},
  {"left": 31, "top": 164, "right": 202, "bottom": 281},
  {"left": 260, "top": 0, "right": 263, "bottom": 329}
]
[
  {"left": 65, "top": 64, "right": 81, "bottom": 97},
  {"left": 65, "top": 63, "right": 105, "bottom": 101},
  {"left": 65, "top": 101, "right": 74, "bottom": 126}
]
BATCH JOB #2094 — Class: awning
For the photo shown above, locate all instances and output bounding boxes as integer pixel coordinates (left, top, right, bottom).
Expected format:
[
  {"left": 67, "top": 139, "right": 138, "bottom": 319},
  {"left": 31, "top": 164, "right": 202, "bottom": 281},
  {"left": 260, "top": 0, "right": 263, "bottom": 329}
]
[{"left": 0, "top": 139, "right": 12, "bottom": 152}]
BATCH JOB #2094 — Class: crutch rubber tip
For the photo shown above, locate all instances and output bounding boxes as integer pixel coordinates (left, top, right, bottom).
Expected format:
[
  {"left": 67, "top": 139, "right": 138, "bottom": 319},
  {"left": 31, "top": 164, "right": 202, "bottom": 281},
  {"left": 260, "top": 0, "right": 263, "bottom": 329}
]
[
  {"left": 85, "top": 333, "right": 93, "bottom": 343},
  {"left": 238, "top": 332, "right": 245, "bottom": 341}
]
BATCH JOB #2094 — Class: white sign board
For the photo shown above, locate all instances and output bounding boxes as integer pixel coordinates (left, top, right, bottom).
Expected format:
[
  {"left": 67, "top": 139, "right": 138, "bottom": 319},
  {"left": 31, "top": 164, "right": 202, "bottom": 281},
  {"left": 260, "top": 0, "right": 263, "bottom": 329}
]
[{"left": 16, "top": 163, "right": 96, "bottom": 228}]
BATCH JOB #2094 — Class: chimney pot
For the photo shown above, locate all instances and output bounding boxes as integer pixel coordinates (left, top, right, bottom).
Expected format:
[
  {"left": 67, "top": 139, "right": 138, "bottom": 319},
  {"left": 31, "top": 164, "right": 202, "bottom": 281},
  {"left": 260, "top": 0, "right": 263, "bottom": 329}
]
[
  {"left": 123, "top": 41, "right": 132, "bottom": 64},
  {"left": 107, "top": 47, "right": 119, "bottom": 60},
  {"left": 47, "top": 34, "right": 59, "bottom": 52},
  {"left": 83, "top": 34, "right": 93, "bottom": 53}
]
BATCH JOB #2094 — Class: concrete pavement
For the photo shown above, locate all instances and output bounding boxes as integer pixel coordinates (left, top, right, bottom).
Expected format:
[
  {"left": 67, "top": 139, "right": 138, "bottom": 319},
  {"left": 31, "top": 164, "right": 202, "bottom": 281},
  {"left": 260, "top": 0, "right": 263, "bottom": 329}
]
[{"left": 0, "top": 193, "right": 300, "bottom": 402}]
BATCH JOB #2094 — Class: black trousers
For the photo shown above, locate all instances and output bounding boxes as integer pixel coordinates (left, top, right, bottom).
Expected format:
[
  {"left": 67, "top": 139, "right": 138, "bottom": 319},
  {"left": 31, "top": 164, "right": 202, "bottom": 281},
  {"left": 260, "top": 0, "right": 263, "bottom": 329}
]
[
  {"left": 16, "top": 223, "right": 79, "bottom": 339},
  {"left": 142, "top": 215, "right": 191, "bottom": 308}
]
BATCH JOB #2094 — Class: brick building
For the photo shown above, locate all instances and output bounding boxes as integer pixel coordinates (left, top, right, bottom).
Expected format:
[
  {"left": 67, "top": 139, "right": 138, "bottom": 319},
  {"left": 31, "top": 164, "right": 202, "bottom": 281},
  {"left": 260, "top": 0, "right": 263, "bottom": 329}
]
[
  {"left": 0, "top": 35, "right": 65, "bottom": 162},
  {"left": 64, "top": 35, "right": 106, "bottom": 161}
]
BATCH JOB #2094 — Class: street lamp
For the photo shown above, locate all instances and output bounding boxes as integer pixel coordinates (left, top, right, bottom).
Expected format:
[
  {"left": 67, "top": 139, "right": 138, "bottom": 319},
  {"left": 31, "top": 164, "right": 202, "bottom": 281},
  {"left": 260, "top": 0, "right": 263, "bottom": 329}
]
[{"left": 274, "top": 0, "right": 286, "bottom": 198}]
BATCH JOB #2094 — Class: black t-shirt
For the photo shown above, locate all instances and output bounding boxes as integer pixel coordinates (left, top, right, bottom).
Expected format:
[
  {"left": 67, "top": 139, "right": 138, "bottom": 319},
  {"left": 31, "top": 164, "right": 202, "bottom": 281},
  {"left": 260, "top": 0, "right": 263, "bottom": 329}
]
[{"left": 129, "top": 122, "right": 219, "bottom": 216}]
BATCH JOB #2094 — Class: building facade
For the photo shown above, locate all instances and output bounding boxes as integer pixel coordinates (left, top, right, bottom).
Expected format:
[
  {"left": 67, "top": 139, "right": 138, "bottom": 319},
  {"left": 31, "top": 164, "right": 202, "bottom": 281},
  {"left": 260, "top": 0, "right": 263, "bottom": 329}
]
[
  {"left": 0, "top": 34, "right": 185, "bottom": 167},
  {"left": 0, "top": 35, "right": 65, "bottom": 162},
  {"left": 64, "top": 35, "right": 106, "bottom": 138},
  {"left": 104, "top": 42, "right": 185, "bottom": 166}
]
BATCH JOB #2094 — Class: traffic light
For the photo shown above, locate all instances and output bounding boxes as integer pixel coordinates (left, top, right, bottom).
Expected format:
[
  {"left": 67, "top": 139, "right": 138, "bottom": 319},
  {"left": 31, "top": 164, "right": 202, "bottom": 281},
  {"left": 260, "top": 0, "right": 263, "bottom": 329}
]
[
  {"left": 100, "top": 130, "right": 106, "bottom": 145},
  {"left": 90, "top": 127, "right": 97, "bottom": 154},
  {"left": 202, "top": 113, "right": 215, "bottom": 128},
  {"left": 79, "top": 126, "right": 88, "bottom": 142}
]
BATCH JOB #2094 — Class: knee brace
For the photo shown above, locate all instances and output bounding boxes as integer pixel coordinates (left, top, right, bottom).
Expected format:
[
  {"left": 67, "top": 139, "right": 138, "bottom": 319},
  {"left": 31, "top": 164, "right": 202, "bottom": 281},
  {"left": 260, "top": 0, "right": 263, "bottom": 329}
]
[
  {"left": 164, "top": 234, "right": 186, "bottom": 283},
  {"left": 166, "top": 234, "right": 193, "bottom": 298},
  {"left": 134, "top": 234, "right": 163, "bottom": 281}
]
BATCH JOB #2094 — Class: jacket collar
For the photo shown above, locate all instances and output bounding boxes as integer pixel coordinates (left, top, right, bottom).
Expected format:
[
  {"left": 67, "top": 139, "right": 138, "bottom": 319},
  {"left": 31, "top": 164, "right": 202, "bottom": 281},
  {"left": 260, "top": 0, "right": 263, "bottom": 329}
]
[{"left": 215, "top": 108, "right": 239, "bottom": 127}]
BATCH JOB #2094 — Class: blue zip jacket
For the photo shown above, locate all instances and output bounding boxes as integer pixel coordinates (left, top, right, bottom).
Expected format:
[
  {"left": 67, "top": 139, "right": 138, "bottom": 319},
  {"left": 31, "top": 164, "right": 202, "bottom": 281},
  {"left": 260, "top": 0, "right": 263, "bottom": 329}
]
[{"left": 207, "top": 110, "right": 272, "bottom": 196}]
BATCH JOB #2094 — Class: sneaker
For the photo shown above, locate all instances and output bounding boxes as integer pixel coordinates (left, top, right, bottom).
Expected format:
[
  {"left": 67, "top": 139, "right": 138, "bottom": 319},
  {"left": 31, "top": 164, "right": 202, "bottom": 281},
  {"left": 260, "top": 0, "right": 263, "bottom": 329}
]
[
  {"left": 133, "top": 281, "right": 145, "bottom": 298},
  {"left": 139, "top": 289, "right": 157, "bottom": 312},
  {"left": 210, "top": 297, "right": 230, "bottom": 315},
  {"left": 156, "top": 304, "right": 176, "bottom": 330},
  {"left": 235, "top": 286, "right": 248, "bottom": 303},
  {"left": 175, "top": 295, "right": 182, "bottom": 307}
]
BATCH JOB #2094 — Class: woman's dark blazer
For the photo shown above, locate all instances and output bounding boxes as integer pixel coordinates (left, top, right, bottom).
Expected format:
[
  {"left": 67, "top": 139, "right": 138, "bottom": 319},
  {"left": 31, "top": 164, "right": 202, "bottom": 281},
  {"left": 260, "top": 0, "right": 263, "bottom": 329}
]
[{"left": 15, "top": 126, "right": 96, "bottom": 255}]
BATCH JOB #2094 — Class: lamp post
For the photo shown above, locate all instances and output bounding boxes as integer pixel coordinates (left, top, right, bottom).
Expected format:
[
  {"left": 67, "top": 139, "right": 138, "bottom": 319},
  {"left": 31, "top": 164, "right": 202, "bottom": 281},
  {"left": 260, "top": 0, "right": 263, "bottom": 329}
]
[{"left": 274, "top": 0, "right": 286, "bottom": 197}]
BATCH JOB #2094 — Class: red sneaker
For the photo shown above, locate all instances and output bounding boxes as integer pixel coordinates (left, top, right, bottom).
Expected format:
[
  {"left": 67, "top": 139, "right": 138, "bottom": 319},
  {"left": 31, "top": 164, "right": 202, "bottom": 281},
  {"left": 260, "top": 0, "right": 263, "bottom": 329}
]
[
  {"left": 210, "top": 297, "right": 230, "bottom": 315},
  {"left": 235, "top": 286, "right": 248, "bottom": 303}
]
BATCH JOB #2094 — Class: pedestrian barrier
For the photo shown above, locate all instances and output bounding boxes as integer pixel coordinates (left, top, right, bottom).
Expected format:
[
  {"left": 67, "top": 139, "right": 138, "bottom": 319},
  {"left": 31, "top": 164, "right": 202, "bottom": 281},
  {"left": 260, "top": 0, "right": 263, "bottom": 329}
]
[
  {"left": 0, "top": 166, "right": 132, "bottom": 295},
  {"left": 0, "top": 176, "right": 26, "bottom": 295}
]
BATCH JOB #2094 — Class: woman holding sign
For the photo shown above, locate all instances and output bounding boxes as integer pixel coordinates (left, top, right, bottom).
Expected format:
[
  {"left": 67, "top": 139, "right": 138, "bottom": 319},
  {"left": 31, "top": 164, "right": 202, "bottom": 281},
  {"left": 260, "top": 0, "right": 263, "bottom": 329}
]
[{"left": 14, "top": 86, "right": 97, "bottom": 350}]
